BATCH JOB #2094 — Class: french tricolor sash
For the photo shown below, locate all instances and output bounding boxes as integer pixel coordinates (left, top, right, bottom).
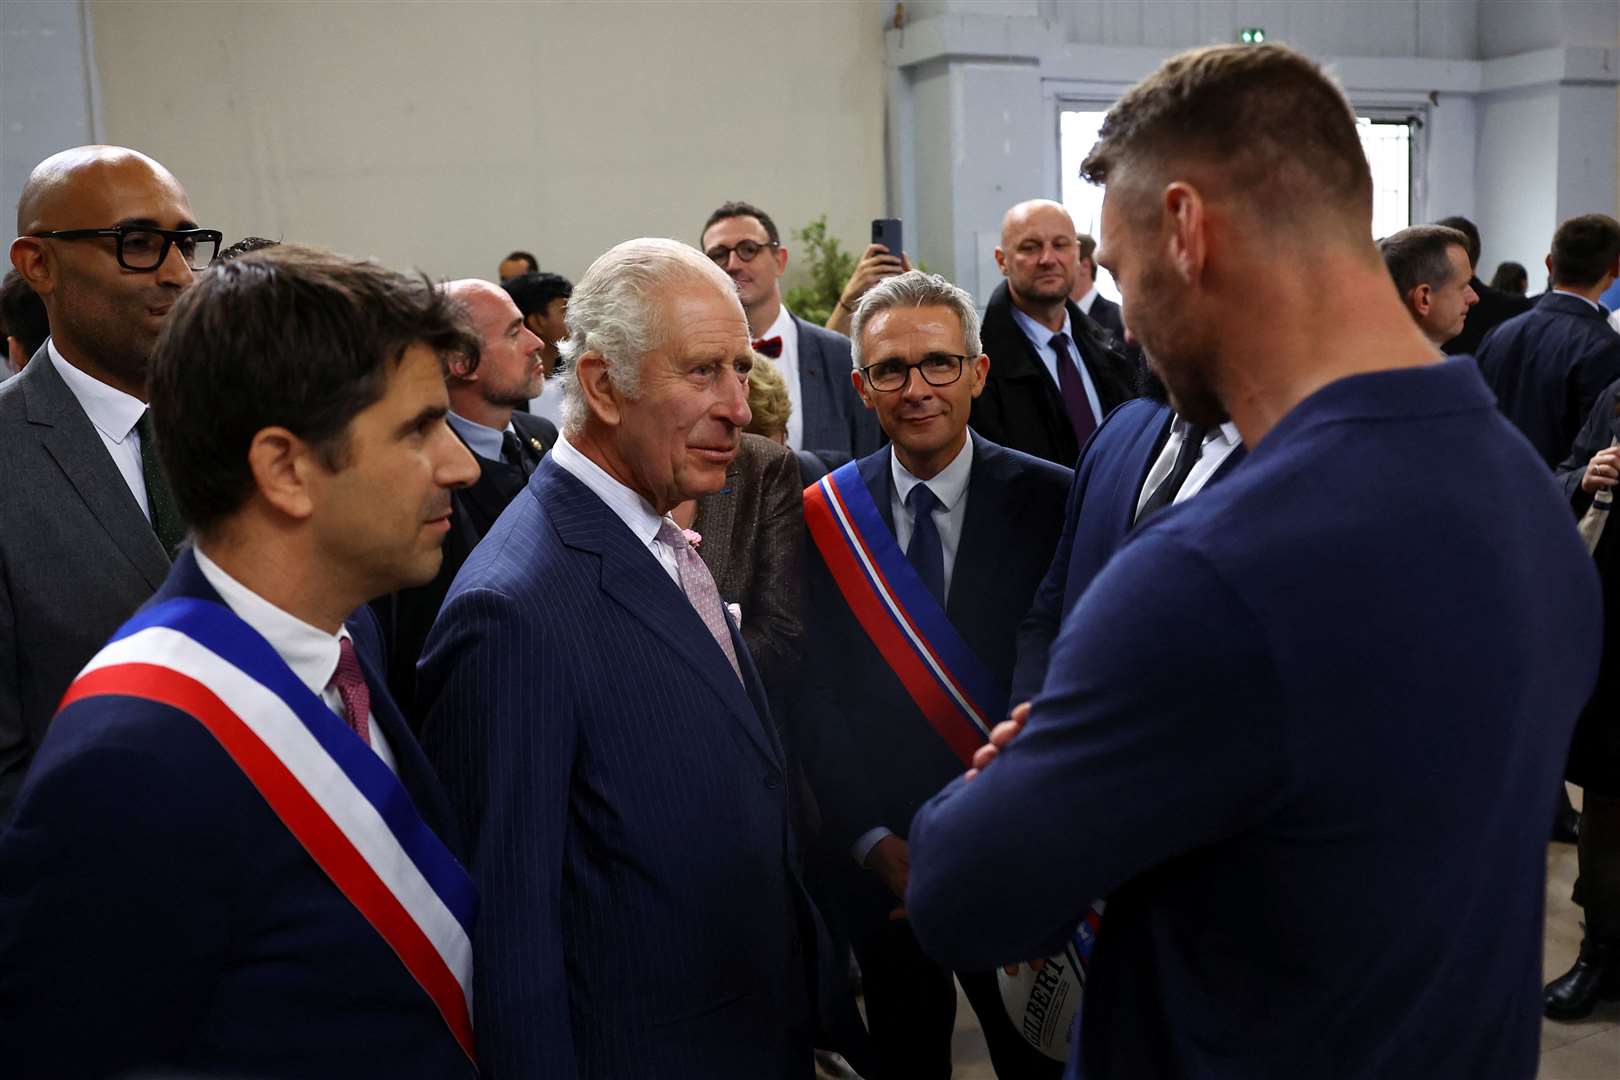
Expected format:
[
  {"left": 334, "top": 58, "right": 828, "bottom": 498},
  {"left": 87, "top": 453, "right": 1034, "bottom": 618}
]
[
  {"left": 58, "top": 597, "right": 477, "bottom": 1065},
  {"left": 804, "top": 461, "right": 1009, "bottom": 766}
]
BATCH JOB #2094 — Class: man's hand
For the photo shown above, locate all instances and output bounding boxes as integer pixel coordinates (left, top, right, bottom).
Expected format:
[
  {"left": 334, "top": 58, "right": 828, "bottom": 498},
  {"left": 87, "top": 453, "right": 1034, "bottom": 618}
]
[
  {"left": 1583, "top": 446, "right": 1620, "bottom": 493},
  {"left": 864, "top": 834, "right": 911, "bottom": 904},
  {"left": 825, "top": 245, "right": 910, "bottom": 334},
  {"left": 965, "top": 701, "right": 1031, "bottom": 782}
]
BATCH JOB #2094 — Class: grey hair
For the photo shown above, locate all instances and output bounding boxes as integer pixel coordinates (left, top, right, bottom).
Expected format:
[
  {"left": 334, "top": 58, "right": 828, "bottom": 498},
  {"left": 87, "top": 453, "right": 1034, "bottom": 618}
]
[
  {"left": 1378, "top": 225, "right": 1471, "bottom": 300},
  {"left": 849, "top": 270, "right": 983, "bottom": 370},
  {"left": 558, "top": 237, "right": 735, "bottom": 434}
]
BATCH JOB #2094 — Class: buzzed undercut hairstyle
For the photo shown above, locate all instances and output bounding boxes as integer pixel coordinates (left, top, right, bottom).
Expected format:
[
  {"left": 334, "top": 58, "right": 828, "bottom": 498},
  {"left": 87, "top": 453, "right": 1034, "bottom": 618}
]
[
  {"left": 1081, "top": 43, "right": 1371, "bottom": 233},
  {"left": 702, "top": 200, "right": 780, "bottom": 247},
  {"left": 1550, "top": 214, "right": 1620, "bottom": 288},
  {"left": 149, "top": 245, "right": 479, "bottom": 535},
  {"left": 1378, "top": 225, "right": 1471, "bottom": 300}
]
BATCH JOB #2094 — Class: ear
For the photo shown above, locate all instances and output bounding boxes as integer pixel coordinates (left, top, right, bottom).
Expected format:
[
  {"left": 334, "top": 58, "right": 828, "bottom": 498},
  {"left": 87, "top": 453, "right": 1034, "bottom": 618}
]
[
  {"left": 574, "top": 351, "right": 623, "bottom": 426},
  {"left": 773, "top": 244, "right": 790, "bottom": 276},
  {"left": 9, "top": 238, "right": 52, "bottom": 295},
  {"left": 1545, "top": 253, "right": 1554, "bottom": 277},
  {"left": 966, "top": 353, "right": 991, "bottom": 398},
  {"left": 523, "top": 313, "right": 548, "bottom": 339},
  {"left": 1162, "top": 182, "right": 1207, "bottom": 285},
  {"left": 445, "top": 350, "right": 478, "bottom": 384},
  {"left": 246, "top": 426, "right": 319, "bottom": 522},
  {"left": 850, "top": 366, "right": 875, "bottom": 410},
  {"left": 994, "top": 246, "right": 1008, "bottom": 276},
  {"left": 1409, "top": 283, "right": 1433, "bottom": 317}
]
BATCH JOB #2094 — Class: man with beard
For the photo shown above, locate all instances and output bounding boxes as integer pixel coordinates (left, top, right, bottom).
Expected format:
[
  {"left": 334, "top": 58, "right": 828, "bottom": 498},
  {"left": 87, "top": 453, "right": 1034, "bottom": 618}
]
[
  {"left": 971, "top": 200, "right": 1136, "bottom": 466},
  {"left": 0, "top": 145, "right": 219, "bottom": 817},
  {"left": 372, "top": 278, "right": 556, "bottom": 721},
  {"left": 907, "top": 43, "right": 1599, "bottom": 1078}
]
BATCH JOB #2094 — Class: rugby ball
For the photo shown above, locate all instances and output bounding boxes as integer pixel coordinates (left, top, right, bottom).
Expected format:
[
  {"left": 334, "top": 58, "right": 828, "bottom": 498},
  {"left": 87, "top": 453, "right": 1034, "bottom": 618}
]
[{"left": 997, "top": 900, "right": 1105, "bottom": 1062}]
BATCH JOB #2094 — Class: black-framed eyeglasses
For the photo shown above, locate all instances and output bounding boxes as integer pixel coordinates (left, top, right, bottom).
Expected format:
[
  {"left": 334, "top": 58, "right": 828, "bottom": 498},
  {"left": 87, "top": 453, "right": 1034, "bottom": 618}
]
[
  {"left": 859, "top": 353, "right": 968, "bottom": 392},
  {"left": 703, "top": 239, "right": 778, "bottom": 267},
  {"left": 26, "top": 225, "right": 222, "bottom": 271}
]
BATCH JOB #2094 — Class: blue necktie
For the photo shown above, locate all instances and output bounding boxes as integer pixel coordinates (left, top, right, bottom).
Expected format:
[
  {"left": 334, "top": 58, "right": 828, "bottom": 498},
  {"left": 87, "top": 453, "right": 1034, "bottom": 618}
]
[{"left": 906, "top": 484, "right": 945, "bottom": 605}]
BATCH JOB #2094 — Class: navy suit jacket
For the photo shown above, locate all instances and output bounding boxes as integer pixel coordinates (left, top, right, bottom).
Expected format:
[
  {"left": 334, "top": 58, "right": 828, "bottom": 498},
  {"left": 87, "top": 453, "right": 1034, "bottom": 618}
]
[
  {"left": 0, "top": 548, "right": 471, "bottom": 1079},
  {"left": 1476, "top": 291, "right": 1620, "bottom": 468},
  {"left": 1010, "top": 400, "right": 1245, "bottom": 701},
  {"left": 417, "top": 457, "right": 827, "bottom": 1078},
  {"left": 796, "top": 435, "right": 1069, "bottom": 928},
  {"left": 908, "top": 362, "right": 1601, "bottom": 1078},
  {"left": 795, "top": 314, "right": 884, "bottom": 459}
]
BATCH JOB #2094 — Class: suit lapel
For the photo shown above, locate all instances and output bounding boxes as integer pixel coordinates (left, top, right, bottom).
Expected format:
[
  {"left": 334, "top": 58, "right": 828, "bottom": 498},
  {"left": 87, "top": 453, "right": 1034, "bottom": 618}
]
[
  {"left": 857, "top": 447, "right": 896, "bottom": 536},
  {"left": 541, "top": 464, "right": 782, "bottom": 767},
  {"left": 22, "top": 353, "right": 169, "bottom": 589},
  {"left": 947, "top": 435, "right": 1003, "bottom": 628},
  {"left": 794, "top": 315, "right": 830, "bottom": 447}
]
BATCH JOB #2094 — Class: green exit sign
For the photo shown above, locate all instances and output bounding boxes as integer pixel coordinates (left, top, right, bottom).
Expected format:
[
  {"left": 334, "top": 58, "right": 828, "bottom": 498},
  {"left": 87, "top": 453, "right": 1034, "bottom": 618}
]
[{"left": 1239, "top": 27, "right": 1267, "bottom": 44}]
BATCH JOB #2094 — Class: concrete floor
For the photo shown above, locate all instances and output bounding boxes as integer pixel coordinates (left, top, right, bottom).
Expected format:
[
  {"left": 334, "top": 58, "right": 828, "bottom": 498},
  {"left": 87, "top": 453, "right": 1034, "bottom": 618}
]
[{"left": 941, "top": 795, "right": 1620, "bottom": 1078}]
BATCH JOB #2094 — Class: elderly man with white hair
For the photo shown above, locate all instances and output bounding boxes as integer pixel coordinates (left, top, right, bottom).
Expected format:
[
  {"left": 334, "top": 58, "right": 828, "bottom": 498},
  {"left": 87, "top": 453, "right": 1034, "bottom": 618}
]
[{"left": 417, "top": 238, "right": 839, "bottom": 1078}]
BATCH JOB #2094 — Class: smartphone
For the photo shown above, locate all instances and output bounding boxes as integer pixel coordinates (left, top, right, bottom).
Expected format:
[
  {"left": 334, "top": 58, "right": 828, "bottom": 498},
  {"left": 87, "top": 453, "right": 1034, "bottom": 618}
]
[{"left": 871, "top": 218, "right": 903, "bottom": 258}]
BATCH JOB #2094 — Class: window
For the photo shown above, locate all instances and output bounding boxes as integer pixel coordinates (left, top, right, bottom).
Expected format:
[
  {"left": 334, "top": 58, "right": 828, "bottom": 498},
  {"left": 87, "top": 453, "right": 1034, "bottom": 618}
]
[{"left": 1057, "top": 106, "right": 1419, "bottom": 302}]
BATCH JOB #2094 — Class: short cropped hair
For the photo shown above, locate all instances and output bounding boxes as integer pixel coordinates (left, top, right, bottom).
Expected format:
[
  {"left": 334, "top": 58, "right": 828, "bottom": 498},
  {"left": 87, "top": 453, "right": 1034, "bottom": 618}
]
[
  {"left": 502, "top": 250, "right": 539, "bottom": 274},
  {"left": 0, "top": 270, "right": 49, "bottom": 360},
  {"left": 849, "top": 270, "right": 983, "bottom": 370},
  {"left": 1433, "top": 217, "right": 1483, "bottom": 269},
  {"left": 1378, "top": 225, "right": 1471, "bottom": 299},
  {"left": 745, "top": 353, "right": 792, "bottom": 439},
  {"left": 558, "top": 238, "right": 735, "bottom": 433},
  {"left": 1081, "top": 44, "right": 1370, "bottom": 233},
  {"left": 1550, "top": 214, "right": 1620, "bottom": 289},
  {"left": 502, "top": 271, "right": 573, "bottom": 317},
  {"left": 701, "top": 200, "right": 780, "bottom": 247},
  {"left": 150, "top": 245, "right": 479, "bottom": 535},
  {"left": 1076, "top": 233, "right": 1098, "bottom": 268},
  {"left": 1489, "top": 261, "right": 1528, "bottom": 294},
  {"left": 218, "top": 236, "right": 280, "bottom": 262}
]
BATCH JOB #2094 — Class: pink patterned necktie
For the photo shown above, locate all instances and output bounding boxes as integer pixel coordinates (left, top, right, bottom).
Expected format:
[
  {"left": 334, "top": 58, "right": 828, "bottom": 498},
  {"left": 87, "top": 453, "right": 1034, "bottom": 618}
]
[
  {"left": 327, "top": 637, "right": 372, "bottom": 744},
  {"left": 655, "top": 519, "right": 743, "bottom": 683}
]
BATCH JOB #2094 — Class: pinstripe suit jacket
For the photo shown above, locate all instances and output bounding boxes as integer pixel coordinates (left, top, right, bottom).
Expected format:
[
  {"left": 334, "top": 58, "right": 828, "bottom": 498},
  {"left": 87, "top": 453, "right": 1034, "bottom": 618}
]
[{"left": 417, "top": 456, "right": 817, "bottom": 1078}]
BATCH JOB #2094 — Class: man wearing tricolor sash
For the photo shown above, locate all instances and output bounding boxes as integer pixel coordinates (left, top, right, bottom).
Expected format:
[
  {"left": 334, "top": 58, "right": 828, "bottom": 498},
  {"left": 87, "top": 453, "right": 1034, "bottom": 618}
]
[
  {"left": 796, "top": 270, "right": 1071, "bottom": 1079},
  {"left": 0, "top": 247, "right": 482, "bottom": 1078}
]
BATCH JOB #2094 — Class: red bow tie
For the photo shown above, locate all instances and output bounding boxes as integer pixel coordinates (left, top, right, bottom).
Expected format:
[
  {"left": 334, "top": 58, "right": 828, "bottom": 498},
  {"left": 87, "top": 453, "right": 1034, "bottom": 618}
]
[{"left": 751, "top": 335, "right": 783, "bottom": 359}]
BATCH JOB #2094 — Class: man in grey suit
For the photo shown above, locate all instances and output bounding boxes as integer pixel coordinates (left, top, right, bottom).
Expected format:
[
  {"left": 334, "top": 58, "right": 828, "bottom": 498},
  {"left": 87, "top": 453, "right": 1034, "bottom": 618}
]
[
  {"left": 0, "top": 145, "right": 217, "bottom": 816},
  {"left": 701, "top": 201, "right": 882, "bottom": 460}
]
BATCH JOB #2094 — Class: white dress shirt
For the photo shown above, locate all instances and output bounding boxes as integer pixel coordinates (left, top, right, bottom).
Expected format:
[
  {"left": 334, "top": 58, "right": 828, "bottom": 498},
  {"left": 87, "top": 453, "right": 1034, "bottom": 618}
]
[
  {"left": 192, "top": 545, "right": 397, "bottom": 773},
  {"left": 446, "top": 410, "right": 512, "bottom": 462},
  {"left": 1009, "top": 304, "right": 1103, "bottom": 425},
  {"left": 550, "top": 431, "right": 680, "bottom": 586},
  {"left": 1076, "top": 287, "right": 1099, "bottom": 316},
  {"left": 1135, "top": 417, "right": 1244, "bottom": 520},
  {"left": 756, "top": 303, "right": 804, "bottom": 450},
  {"left": 49, "top": 339, "right": 151, "bottom": 521},
  {"left": 852, "top": 436, "right": 976, "bottom": 867}
]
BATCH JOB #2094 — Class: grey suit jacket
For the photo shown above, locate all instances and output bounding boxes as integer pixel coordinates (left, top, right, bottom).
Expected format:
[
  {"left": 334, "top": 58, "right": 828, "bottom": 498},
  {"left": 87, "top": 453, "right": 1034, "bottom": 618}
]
[
  {"left": 793, "top": 315, "right": 883, "bottom": 459},
  {"left": 0, "top": 344, "right": 169, "bottom": 817}
]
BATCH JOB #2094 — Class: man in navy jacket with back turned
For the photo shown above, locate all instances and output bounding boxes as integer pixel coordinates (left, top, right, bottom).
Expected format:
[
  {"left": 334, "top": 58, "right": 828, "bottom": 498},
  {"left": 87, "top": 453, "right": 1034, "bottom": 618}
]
[{"left": 907, "top": 44, "right": 1600, "bottom": 1080}]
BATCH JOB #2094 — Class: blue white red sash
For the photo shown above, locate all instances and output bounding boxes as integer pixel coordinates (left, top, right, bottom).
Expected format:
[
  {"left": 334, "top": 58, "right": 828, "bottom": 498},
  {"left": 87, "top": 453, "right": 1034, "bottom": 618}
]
[
  {"left": 58, "top": 597, "right": 477, "bottom": 1064},
  {"left": 804, "top": 461, "right": 1008, "bottom": 766}
]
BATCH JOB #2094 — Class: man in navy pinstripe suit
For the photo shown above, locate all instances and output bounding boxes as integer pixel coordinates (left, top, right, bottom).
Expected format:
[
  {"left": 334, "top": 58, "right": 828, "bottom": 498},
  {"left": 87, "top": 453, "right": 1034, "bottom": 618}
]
[{"left": 419, "top": 238, "right": 839, "bottom": 1078}]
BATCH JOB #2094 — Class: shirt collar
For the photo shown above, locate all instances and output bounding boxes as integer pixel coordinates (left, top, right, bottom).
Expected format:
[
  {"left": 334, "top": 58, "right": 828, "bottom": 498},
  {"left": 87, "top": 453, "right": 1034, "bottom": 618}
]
[
  {"left": 550, "top": 430, "right": 666, "bottom": 549},
  {"left": 48, "top": 338, "right": 147, "bottom": 443},
  {"left": 1173, "top": 414, "right": 1242, "bottom": 449},
  {"left": 759, "top": 302, "right": 796, "bottom": 346},
  {"left": 891, "top": 433, "right": 975, "bottom": 512},
  {"left": 1552, "top": 288, "right": 1604, "bottom": 314},
  {"left": 1009, "top": 302, "right": 1074, "bottom": 354},
  {"left": 192, "top": 544, "right": 351, "bottom": 699},
  {"left": 447, "top": 410, "right": 511, "bottom": 462}
]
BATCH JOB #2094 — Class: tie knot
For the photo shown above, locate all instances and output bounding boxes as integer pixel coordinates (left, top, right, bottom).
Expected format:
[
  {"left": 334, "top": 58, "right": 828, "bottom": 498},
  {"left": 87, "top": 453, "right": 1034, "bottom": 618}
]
[
  {"left": 656, "top": 518, "right": 691, "bottom": 551},
  {"left": 327, "top": 637, "right": 371, "bottom": 741},
  {"left": 501, "top": 429, "right": 525, "bottom": 468},
  {"left": 1048, "top": 333, "right": 1071, "bottom": 356},
  {"left": 330, "top": 637, "right": 365, "bottom": 691},
  {"left": 135, "top": 407, "right": 154, "bottom": 440},
  {"left": 907, "top": 483, "right": 940, "bottom": 517}
]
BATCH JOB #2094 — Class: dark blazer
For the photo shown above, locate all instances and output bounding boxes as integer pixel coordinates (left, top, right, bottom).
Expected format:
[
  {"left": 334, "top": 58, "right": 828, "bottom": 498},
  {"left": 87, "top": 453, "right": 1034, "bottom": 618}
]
[
  {"left": 371, "top": 410, "right": 556, "bottom": 724},
  {"left": 1010, "top": 400, "right": 1246, "bottom": 701},
  {"left": 0, "top": 344, "right": 169, "bottom": 818},
  {"left": 796, "top": 433, "right": 1072, "bottom": 871},
  {"left": 1085, "top": 293, "right": 1126, "bottom": 345},
  {"left": 909, "top": 360, "right": 1601, "bottom": 1079},
  {"left": 971, "top": 281, "right": 1137, "bottom": 466},
  {"left": 0, "top": 548, "right": 472, "bottom": 1079},
  {"left": 417, "top": 456, "right": 834, "bottom": 1078},
  {"left": 1476, "top": 291, "right": 1620, "bottom": 468},
  {"left": 691, "top": 433, "right": 804, "bottom": 699},
  {"left": 795, "top": 314, "right": 884, "bottom": 459},
  {"left": 1443, "top": 278, "right": 1534, "bottom": 356}
]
